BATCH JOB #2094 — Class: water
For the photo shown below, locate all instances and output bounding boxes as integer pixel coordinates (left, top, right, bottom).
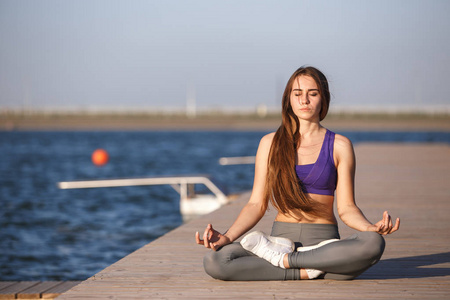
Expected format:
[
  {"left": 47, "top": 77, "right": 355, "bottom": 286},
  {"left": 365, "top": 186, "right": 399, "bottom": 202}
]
[{"left": 1, "top": 130, "right": 449, "bottom": 281}]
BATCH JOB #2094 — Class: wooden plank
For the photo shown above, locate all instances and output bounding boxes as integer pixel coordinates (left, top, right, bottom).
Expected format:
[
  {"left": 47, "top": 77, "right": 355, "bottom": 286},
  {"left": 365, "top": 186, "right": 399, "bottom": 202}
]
[
  {"left": 0, "top": 281, "right": 82, "bottom": 300},
  {"left": 0, "top": 282, "right": 39, "bottom": 299},
  {"left": 17, "top": 281, "right": 62, "bottom": 299},
  {"left": 42, "top": 281, "right": 81, "bottom": 299},
  {"left": 56, "top": 144, "right": 450, "bottom": 299},
  {"left": 0, "top": 283, "right": 16, "bottom": 292}
]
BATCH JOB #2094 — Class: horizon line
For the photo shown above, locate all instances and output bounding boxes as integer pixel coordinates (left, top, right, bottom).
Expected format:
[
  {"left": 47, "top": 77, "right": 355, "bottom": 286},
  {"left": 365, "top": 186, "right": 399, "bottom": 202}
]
[{"left": 1, "top": 105, "right": 450, "bottom": 116}]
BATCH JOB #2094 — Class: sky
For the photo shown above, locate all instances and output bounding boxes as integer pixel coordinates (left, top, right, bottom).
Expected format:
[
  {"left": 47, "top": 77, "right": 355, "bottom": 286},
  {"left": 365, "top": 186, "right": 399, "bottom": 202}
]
[{"left": 1, "top": 0, "right": 449, "bottom": 113}]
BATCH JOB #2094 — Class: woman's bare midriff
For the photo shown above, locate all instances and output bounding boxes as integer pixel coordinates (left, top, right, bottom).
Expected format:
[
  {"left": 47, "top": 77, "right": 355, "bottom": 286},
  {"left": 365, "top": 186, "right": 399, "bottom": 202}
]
[{"left": 274, "top": 193, "right": 337, "bottom": 224}]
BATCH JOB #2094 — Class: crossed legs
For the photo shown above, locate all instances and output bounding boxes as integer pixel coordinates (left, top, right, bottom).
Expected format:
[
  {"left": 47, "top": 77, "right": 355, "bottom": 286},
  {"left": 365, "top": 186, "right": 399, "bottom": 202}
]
[{"left": 203, "top": 222, "right": 385, "bottom": 281}]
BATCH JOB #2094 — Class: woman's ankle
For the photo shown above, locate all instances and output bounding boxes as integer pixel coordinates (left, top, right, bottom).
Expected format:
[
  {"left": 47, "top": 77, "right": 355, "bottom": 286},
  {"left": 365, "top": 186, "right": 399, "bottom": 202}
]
[
  {"left": 283, "top": 253, "right": 290, "bottom": 268},
  {"left": 300, "top": 269, "right": 309, "bottom": 280}
]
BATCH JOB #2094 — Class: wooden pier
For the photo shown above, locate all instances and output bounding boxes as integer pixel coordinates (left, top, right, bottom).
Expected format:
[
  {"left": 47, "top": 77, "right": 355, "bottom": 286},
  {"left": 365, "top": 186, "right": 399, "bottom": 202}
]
[
  {"left": 0, "top": 281, "right": 80, "bottom": 299},
  {"left": 20, "top": 143, "right": 450, "bottom": 299}
]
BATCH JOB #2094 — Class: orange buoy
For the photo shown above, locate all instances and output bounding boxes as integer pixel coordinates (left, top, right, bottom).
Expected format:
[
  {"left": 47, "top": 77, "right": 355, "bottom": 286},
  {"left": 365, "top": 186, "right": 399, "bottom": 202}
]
[{"left": 92, "top": 149, "right": 109, "bottom": 166}]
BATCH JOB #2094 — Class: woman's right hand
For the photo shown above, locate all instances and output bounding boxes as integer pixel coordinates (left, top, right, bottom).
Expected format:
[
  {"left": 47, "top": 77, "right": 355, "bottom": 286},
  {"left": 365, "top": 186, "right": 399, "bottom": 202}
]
[{"left": 195, "top": 223, "right": 231, "bottom": 251}]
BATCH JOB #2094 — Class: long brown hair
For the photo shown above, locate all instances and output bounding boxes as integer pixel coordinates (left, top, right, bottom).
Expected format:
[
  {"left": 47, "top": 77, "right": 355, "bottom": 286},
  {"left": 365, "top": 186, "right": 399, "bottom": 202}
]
[{"left": 263, "top": 66, "right": 331, "bottom": 217}]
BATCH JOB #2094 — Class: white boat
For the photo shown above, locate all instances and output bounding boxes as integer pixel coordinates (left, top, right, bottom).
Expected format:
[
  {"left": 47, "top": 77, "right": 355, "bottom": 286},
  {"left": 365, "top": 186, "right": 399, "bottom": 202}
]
[{"left": 58, "top": 175, "right": 228, "bottom": 220}]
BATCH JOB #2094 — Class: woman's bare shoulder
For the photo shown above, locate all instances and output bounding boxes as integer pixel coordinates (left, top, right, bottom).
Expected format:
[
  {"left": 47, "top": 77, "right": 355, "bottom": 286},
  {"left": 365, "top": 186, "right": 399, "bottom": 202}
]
[
  {"left": 261, "top": 132, "right": 276, "bottom": 144},
  {"left": 256, "top": 132, "right": 275, "bottom": 155},
  {"left": 333, "top": 133, "right": 355, "bottom": 160},
  {"left": 334, "top": 133, "right": 353, "bottom": 147}
]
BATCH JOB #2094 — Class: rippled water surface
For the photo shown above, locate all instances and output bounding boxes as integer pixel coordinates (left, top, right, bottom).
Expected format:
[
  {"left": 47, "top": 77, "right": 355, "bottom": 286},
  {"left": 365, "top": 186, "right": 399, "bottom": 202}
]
[{"left": 1, "top": 130, "right": 448, "bottom": 280}]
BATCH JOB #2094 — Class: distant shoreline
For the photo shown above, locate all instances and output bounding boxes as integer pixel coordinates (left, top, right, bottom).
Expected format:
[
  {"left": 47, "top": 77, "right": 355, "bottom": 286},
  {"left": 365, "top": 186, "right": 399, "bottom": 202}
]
[{"left": 1, "top": 112, "right": 449, "bottom": 131}]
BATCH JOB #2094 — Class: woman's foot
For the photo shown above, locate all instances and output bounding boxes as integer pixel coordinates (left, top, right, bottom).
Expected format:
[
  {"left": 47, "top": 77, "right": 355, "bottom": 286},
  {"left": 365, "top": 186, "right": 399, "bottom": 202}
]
[{"left": 240, "top": 231, "right": 294, "bottom": 268}]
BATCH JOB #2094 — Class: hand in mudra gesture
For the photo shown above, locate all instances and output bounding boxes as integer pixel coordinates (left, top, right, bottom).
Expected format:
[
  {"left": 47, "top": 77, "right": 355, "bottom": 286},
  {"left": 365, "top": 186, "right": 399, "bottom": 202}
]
[
  {"left": 196, "top": 224, "right": 231, "bottom": 251},
  {"left": 367, "top": 211, "right": 400, "bottom": 235}
]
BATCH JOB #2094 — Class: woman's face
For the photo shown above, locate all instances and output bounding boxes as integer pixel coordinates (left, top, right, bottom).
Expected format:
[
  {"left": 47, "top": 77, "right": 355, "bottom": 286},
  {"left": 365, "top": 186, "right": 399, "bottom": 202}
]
[{"left": 290, "top": 75, "right": 322, "bottom": 121}]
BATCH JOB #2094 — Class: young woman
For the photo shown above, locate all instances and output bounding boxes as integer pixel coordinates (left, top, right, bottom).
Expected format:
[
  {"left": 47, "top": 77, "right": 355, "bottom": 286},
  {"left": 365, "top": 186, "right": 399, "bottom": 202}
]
[{"left": 195, "top": 66, "right": 400, "bottom": 280}]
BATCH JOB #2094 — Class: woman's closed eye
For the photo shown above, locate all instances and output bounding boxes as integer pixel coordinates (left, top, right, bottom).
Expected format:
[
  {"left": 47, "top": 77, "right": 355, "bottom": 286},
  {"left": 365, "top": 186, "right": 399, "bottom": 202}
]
[{"left": 293, "top": 92, "right": 318, "bottom": 97}]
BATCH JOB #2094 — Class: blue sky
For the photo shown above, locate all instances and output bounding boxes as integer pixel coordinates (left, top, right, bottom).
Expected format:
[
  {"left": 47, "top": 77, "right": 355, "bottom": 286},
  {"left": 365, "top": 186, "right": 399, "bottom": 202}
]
[{"left": 1, "top": 0, "right": 449, "bottom": 112}]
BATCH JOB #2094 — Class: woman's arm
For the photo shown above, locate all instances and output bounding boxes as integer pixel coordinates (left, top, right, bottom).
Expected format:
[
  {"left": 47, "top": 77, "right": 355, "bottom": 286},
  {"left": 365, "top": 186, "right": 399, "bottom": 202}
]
[
  {"left": 335, "top": 134, "right": 399, "bottom": 234},
  {"left": 196, "top": 133, "right": 274, "bottom": 250}
]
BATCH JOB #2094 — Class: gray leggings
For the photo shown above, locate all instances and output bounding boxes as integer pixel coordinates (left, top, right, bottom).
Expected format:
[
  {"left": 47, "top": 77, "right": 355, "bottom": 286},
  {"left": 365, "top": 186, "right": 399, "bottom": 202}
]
[{"left": 203, "top": 222, "right": 385, "bottom": 281}]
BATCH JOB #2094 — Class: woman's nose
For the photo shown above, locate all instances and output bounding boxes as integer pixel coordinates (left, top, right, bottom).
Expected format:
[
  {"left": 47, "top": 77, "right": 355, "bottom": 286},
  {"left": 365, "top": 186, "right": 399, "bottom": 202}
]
[{"left": 300, "top": 95, "right": 309, "bottom": 105}]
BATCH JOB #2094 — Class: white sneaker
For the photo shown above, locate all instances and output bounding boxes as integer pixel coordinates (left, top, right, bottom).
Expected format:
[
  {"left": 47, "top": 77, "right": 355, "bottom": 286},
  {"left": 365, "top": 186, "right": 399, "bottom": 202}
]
[
  {"left": 304, "top": 269, "right": 323, "bottom": 279},
  {"left": 297, "top": 239, "right": 339, "bottom": 279},
  {"left": 267, "top": 235, "right": 296, "bottom": 252},
  {"left": 240, "top": 231, "right": 294, "bottom": 268}
]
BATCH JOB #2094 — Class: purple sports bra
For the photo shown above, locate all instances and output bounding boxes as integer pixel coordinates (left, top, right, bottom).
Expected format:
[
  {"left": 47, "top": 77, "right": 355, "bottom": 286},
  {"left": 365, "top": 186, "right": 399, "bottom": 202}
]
[{"left": 295, "top": 129, "right": 337, "bottom": 196}]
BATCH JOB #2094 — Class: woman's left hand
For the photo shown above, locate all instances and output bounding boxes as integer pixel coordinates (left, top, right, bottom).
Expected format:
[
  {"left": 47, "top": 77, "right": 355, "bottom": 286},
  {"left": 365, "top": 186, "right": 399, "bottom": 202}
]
[{"left": 367, "top": 211, "right": 400, "bottom": 235}]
